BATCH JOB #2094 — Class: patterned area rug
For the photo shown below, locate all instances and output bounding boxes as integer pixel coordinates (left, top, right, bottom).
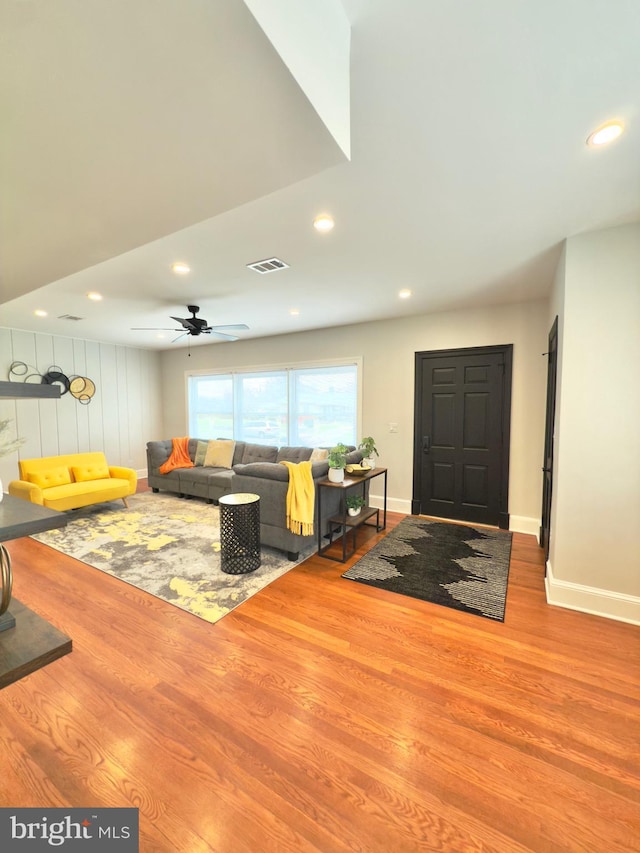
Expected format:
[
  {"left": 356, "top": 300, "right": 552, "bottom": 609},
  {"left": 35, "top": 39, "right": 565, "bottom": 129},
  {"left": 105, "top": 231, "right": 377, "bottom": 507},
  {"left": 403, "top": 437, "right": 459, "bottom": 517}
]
[
  {"left": 31, "top": 492, "right": 305, "bottom": 625},
  {"left": 342, "top": 516, "right": 512, "bottom": 621}
]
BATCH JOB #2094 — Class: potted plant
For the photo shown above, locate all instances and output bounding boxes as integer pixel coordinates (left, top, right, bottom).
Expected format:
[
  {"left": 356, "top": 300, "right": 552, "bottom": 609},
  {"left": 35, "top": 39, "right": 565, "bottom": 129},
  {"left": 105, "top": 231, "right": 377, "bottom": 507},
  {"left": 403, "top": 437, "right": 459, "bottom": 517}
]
[
  {"left": 358, "top": 436, "right": 379, "bottom": 470},
  {"left": 327, "top": 442, "right": 348, "bottom": 483},
  {"left": 345, "top": 494, "right": 365, "bottom": 517}
]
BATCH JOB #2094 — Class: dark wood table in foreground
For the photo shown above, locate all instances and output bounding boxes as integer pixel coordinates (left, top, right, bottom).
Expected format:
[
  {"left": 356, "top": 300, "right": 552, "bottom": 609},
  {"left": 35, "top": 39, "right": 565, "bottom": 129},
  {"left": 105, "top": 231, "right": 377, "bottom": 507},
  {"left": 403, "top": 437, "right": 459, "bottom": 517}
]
[{"left": 0, "top": 493, "right": 71, "bottom": 688}]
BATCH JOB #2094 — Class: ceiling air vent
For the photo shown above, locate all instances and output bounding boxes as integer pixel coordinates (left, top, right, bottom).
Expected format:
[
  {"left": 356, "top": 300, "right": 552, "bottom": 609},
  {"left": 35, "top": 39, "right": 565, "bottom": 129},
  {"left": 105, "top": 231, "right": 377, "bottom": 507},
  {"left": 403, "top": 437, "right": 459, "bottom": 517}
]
[
  {"left": 246, "top": 257, "right": 289, "bottom": 274},
  {"left": 57, "top": 314, "right": 84, "bottom": 321}
]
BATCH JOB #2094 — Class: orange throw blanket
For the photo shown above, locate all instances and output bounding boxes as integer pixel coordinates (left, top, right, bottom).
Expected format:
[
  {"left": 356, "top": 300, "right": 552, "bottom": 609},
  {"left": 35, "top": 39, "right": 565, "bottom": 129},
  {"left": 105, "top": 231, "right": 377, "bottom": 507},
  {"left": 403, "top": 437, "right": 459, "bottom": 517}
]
[{"left": 159, "top": 437, "right": 194, "bottom": 473}]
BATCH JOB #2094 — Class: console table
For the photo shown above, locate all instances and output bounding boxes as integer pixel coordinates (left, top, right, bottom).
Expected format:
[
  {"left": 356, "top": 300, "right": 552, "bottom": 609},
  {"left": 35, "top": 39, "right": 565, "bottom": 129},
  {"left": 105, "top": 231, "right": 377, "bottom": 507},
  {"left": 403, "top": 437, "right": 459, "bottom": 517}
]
[
  {"left": 317, "top": 467, "right": 387, "bottom": 562},
  {"left": 0, "top": 494, "right": 71, "bottom": 688}
]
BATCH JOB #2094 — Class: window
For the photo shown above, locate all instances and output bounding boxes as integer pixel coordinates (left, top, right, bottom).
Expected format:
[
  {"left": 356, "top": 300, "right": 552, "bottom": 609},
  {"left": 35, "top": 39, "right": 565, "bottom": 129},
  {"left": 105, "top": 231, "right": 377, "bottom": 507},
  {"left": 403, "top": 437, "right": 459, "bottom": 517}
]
[
  {"left": 188, "top": 375, "right": 233, "bottom": 439},
  {"left": 188, "top": 361, "right": 360, "bottom": 447}
]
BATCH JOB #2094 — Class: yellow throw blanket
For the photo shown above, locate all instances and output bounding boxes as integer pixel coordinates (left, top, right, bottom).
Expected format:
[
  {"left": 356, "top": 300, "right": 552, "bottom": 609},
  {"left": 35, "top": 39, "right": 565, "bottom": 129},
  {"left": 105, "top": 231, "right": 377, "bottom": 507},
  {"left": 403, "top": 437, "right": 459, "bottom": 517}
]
[
  {"left": 280, "top": 460, "right": 315, "bottom": 536},
  {"left": 159, "top": 437, "right": 194, "bottom": 473}
]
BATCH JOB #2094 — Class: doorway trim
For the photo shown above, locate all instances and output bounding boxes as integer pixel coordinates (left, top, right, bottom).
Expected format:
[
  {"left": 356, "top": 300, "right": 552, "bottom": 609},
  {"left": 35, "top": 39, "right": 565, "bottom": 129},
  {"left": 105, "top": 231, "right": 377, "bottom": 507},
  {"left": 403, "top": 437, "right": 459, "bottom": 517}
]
[{"left": 540, "top": 316, "right": 558, "bottom": 564}]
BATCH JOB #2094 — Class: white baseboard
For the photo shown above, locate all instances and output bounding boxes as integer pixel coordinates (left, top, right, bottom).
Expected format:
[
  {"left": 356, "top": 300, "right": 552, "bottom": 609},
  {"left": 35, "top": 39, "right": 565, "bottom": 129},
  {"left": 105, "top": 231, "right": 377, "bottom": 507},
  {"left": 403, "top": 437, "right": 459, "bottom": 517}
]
[
  {"left": 368, "top": 503, "right": 541, "bottom": 534},
  {"left": 545, "top": 561, "right": 640, "bottom": 626},
  {"left": 369, "top": 495, "right": 411, "bottom": 514},
  {"left": 509, "top": 515, "right": 540, "bottom": 538}
]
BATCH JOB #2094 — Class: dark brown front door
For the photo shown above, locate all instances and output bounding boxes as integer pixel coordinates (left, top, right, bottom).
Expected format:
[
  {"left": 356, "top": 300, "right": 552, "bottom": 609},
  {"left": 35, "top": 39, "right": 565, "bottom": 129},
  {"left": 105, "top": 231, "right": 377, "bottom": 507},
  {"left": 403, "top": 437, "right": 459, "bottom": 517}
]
[
  {"left": 413, "top": 345, "right": 512, "bottom": 528},
  {"left": 540, "top": 317, "right": 558, "bottom": 565}
]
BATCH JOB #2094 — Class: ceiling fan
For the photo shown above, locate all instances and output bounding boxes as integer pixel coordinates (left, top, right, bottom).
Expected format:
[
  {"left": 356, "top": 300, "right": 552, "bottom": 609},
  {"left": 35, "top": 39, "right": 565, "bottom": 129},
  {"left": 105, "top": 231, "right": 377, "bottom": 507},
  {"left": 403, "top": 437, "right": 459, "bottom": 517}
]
[{"left": 132, "top": 305, "right": 249, "bottom": 342}]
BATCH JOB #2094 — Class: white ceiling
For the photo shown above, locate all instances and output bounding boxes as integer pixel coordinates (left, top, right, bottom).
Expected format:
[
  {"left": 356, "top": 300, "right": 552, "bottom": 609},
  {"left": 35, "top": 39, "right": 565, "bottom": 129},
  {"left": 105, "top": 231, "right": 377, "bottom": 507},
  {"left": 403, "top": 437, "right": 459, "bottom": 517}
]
[{"left": 2, "top": 0, "right": 639, "bottom": 351}]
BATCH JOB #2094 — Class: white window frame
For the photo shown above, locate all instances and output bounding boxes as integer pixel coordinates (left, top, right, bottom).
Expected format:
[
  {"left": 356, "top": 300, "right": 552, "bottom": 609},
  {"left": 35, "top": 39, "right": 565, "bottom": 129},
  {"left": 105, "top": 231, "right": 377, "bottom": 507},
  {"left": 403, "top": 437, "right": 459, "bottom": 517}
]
[{"left": 185, "top": 357, "right": 363, "bottom": 445}]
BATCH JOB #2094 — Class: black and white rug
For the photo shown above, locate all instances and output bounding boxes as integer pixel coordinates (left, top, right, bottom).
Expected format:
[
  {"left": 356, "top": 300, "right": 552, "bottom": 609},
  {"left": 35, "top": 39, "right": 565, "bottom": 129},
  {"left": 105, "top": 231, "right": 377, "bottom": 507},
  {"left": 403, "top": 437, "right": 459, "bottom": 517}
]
[{"left": 342, "top": 516, "right": 512, "bottom": 621}]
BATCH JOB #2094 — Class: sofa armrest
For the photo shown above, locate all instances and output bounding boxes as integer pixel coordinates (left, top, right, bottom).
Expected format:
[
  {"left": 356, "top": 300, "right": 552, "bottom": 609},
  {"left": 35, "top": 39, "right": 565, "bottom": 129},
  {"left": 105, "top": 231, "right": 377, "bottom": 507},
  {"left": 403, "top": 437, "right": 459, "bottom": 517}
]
[
  {"left": 8, "top": 479, "right": 44, "bottom": 505},
  {"left": 109, "top": 466, "right": 138, "bottom": 494}
]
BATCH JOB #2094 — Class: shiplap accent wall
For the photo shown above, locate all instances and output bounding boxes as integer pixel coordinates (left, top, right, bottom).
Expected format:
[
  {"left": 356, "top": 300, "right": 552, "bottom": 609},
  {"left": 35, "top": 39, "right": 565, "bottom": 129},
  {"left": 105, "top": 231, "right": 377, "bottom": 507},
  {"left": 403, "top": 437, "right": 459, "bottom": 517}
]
[{"left": 0, "top": 327, "right": 163, "bottom": 487}]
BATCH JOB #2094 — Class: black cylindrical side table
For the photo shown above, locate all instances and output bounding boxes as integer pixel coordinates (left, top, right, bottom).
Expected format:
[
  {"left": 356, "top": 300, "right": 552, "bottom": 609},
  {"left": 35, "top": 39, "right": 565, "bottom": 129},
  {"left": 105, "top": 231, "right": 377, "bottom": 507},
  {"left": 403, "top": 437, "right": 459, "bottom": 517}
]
[{"left": 219, "top": 493, "right": 261, "bottom": 574}]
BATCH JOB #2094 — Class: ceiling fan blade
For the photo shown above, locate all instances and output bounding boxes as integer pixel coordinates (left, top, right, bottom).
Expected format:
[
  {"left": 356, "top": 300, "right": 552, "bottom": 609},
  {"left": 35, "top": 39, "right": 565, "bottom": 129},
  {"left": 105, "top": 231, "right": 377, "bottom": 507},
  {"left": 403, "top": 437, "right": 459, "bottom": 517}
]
[
  {"left": 208, "top": 324, "right": 250, "bottom": 332},
  {"left": 207, "top": 331, "right": 240, "bottom": 341},
  {"left": 132, "top": 308, "right": 247, "bottom": 342},
  {"left": 170, "top": 316, "right": 195, "bottom": 330}
]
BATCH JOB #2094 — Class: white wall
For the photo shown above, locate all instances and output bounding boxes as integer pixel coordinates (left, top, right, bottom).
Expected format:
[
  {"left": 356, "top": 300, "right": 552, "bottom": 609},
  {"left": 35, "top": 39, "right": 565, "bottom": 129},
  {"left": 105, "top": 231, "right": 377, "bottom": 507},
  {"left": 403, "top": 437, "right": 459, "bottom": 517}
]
[
  {"left": 547, "top": 223, "right": 640, "bottom": 623},
  {"left": 243, "top": 0, "right": 351, "bottom": 158},
  {"left": 548, "top": 243, "right": 566, "bottom": 553},
  {"left": 160, "top": 299, "right": 549, "bottom": 532},
  {"left": 0, "top": 328, "right": 163, "bottom": 486}
]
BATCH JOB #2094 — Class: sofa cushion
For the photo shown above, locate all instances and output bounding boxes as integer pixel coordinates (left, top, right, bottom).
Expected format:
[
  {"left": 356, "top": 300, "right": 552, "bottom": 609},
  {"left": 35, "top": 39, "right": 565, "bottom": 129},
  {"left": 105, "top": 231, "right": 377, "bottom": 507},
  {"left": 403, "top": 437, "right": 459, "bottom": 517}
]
[
  {"left": 309, "top": 447, "right": 329, "bottom": 462},
  {"left": 72, "top": 462, "right": 110, "bottom": 482},
  {"left": 194, "top": 440, "right": 208, "bottom": 466},
  {"left": 233, "top": 461, "right": 290, "bottom": 481},
  {"left": 203, "top": 439, "right": 236, "bottom": 469},
  {"left": 241, "top": 443, "right": 278, "bottom": 464},
  {"left": 42, "top": 478, "right": 132, "bottom": 511},
  {"left": 180, "top": 466, "right": 229, "bottom": 484},
  {"left": 276, "top": 446, "right": 313, "bottom": 463},
  {"left": 27, "top": 466, "right": 72, "bottom": 489}
]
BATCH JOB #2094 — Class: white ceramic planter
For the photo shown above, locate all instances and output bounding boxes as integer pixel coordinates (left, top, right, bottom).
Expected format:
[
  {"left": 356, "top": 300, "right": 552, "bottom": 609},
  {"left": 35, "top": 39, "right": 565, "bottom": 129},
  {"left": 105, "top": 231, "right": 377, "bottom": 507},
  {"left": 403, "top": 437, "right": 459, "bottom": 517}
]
[
  {"left": 347, "top": 507, "right": 361, "bottom": 517},
  {"left": 365, "top": 456, "right": 376, "bottom": 470},
  {"left": 328, "top": 467, "right": 344, "bottom": 483}
]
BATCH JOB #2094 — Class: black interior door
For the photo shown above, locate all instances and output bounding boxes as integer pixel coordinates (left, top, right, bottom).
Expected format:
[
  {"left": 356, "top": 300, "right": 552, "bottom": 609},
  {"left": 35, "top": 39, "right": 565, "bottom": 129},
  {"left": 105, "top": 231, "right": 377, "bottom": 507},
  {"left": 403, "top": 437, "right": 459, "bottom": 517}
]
[
  {"left": 413, "top": 345, "right": 512, "bottom": 528},
  {"left": 540, "top": 317, "right": 558, "bottom": 565}
]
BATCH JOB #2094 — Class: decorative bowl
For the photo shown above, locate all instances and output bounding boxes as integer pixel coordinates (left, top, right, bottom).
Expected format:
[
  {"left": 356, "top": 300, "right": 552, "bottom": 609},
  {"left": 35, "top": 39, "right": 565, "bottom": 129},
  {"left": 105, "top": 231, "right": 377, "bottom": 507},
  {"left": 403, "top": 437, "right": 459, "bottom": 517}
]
[{"left": 345, "top": 464, "right": 371, "bottom": 477}]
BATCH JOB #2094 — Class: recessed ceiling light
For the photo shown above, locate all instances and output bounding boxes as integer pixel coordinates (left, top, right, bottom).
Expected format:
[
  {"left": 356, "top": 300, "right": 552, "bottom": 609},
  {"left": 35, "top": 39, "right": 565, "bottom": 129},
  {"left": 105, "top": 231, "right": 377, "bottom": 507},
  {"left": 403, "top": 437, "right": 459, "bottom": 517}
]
[
  {"left": 399, "top": 289, "right": 412, "bottom": 299},
  {"left": 313, "top": 214, "right": 334, "bottom": 233},
  {"left": 289, "top": 308, "right": 300, "bottom": 316},
  {"left": 34, "top": 309, "right": 48, "bottom": 317},
  {"left": 87, "top": 291, "right": 103, "bottom": 301},
  {"left": 586, "top": 120, "right": 624, "bottom": 147},
  {"left": 172, "top": 262, "right": 191, "bottom": 274}
]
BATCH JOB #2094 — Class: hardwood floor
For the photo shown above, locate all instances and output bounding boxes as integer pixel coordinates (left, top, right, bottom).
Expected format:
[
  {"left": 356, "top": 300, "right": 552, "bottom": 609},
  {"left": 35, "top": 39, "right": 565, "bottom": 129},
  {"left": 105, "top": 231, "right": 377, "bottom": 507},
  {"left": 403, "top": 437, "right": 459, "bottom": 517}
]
[{"left": 1, "top": 487, "right": 638, "bottom": 852}]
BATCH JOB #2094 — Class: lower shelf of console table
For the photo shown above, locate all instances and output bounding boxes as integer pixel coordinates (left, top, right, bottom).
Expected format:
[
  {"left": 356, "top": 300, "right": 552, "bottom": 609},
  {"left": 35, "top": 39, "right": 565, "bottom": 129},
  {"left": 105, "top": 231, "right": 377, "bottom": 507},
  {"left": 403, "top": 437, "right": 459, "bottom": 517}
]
[{"left": 317, "top": 467, "right": 387, "bottom": 563}]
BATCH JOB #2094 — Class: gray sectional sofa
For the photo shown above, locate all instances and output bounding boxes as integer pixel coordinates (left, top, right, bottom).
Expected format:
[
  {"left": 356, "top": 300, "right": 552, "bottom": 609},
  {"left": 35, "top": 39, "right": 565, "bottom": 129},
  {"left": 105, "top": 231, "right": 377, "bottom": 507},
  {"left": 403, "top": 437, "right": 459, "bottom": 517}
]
[{"left": 146, "top": 439, "right": 362, "bottom": 559}]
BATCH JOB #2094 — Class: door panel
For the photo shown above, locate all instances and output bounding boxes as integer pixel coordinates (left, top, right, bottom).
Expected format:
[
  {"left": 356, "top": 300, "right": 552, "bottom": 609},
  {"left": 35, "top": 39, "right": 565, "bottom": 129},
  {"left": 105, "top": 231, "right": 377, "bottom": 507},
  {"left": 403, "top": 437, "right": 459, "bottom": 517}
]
[
  {"left": 463, "top": 392, "right": 489, "bottom": 447},
  {"left": 413, "top": 346, "right": 512, "bottom": 528},
  {"left": 463, "top": 464, "right": 488, "bottom": 506},
  {"left": 432, "top": 462, "right": 454, "bottom": 502},
  {"left": 432, "top": 394, "right": 455, "bottom": 445}
]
